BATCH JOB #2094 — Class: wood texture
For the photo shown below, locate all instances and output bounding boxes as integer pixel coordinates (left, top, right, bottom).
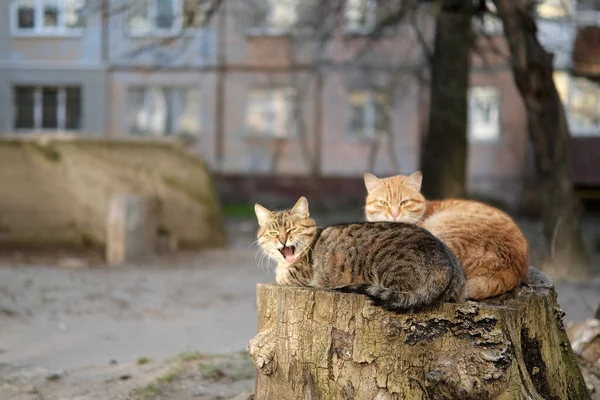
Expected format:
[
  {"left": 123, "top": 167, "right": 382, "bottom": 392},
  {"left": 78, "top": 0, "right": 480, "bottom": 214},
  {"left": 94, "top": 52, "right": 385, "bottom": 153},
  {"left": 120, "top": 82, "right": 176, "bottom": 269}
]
[{"left": 248, "top": 267, "right": 590, "bottom": 399}]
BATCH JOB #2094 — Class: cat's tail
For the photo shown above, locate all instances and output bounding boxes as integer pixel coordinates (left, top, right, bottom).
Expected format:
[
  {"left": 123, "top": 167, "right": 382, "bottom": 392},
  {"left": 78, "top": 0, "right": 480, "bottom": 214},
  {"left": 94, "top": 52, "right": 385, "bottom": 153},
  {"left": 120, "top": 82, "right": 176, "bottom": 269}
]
[{"left": 337, "top": 284, "right": 441, "bottom": 312}]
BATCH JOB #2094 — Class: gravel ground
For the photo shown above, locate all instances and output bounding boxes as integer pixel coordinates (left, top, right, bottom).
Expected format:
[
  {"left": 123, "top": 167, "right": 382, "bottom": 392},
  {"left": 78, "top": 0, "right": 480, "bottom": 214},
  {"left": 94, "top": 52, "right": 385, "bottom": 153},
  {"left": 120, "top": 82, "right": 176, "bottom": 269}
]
[{"left": 0, "top": 215, "right": 598, "bottom": 399}]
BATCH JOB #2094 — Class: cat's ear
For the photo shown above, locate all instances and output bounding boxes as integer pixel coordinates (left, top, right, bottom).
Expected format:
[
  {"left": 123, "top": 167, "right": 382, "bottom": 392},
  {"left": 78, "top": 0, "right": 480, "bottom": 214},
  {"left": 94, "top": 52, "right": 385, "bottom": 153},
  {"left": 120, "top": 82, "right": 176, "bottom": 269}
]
[
  {"left": 364, "top": 173, "right": 382, "bottom": 193},
  {"left": 254, "top": 203, "right": 273, "bottom": 227},
  {"left": 291, "top": 196, "right": 310, "bottom": 218},
  {"left": 405, "top": 171, "right": 423, "bottom": 192}
]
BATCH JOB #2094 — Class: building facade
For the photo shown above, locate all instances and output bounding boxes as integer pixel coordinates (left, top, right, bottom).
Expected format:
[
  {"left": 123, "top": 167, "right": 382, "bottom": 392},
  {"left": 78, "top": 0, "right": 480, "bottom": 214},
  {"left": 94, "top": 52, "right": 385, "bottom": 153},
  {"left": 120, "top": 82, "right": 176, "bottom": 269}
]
[{"left": 0, "top": 0, "right": 598, "bottom": 209}]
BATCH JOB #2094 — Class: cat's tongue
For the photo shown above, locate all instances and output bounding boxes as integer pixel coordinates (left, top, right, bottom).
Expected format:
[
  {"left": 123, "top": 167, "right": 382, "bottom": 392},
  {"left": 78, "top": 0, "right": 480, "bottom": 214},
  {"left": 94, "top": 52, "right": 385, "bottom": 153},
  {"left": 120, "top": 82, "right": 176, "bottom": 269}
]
[{"left": 284, "top": 246, "right": 295, "bottom": 262}]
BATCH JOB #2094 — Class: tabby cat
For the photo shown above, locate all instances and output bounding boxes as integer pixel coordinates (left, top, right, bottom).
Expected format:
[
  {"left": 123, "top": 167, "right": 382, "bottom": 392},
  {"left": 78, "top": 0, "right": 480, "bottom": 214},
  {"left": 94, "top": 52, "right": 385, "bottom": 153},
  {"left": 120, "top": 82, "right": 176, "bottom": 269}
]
[
  {"left": 364, "top": 171, "right": 530, "bottom": 300},
  {"left": 254, "top": 196, "right": 466, "bottom": 312}
]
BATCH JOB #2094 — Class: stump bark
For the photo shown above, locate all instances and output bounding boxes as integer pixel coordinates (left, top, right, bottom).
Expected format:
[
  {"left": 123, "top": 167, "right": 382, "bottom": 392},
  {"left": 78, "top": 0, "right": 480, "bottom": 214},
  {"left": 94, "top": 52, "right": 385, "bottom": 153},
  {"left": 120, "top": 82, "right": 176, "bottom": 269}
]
[{"left": 247, "top": 267, "right": 590, "bottom": 399}]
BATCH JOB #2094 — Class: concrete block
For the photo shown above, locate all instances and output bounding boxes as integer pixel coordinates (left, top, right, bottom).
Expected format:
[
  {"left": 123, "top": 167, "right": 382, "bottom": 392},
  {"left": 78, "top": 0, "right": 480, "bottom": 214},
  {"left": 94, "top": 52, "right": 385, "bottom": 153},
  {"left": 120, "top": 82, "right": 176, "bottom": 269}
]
[{"left": 106, "top": 195, "right": 156, "bottom": 265}]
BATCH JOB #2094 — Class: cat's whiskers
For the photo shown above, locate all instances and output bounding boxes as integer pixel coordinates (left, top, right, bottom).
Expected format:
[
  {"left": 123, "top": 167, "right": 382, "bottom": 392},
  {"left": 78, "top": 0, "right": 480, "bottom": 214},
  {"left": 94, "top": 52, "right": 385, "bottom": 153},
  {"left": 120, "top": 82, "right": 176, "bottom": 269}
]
[
  {"left": 254, "top": 247, "right": 264, "bottom": 271},
  {"left": 254, "top": 246, "right": 272, "bottom": 274},
  {"left": 253, "top": 239, "right": 267, "bottom": 265},
  {"left": 257, "top": 248, "right": 275, "bottom": 274}
]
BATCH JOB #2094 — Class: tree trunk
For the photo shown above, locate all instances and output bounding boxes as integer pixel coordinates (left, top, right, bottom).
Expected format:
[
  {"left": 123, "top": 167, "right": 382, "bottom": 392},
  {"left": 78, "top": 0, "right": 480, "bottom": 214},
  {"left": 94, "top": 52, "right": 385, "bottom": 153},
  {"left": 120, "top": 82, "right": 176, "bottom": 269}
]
[
  {"left": 420, "top": 0, "right": 473, "bottom": 199},
  {"left": 247, "top": 267, "right": 590, "bottom": 399},
  {"left": 492, "top": 0, "right": 590, "bottom": 278}
]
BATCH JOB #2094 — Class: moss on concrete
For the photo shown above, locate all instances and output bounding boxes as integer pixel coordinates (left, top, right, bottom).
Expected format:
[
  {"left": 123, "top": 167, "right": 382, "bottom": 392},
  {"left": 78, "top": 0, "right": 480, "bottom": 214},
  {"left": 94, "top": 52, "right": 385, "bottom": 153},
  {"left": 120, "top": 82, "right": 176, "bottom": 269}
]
[
  {"left": 26, "top": 142, "right": 62, "bottom": 163},
  {"left": 0, "top": 136, "right": 225, "bottom": 251}
]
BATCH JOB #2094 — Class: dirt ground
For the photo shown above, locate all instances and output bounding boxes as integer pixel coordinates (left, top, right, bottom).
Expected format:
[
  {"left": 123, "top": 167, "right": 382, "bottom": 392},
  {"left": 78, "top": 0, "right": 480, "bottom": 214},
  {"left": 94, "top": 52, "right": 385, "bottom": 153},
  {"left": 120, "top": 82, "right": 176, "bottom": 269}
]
[{"left": 0, "top": 216, "right": 599, "bottom": 399}]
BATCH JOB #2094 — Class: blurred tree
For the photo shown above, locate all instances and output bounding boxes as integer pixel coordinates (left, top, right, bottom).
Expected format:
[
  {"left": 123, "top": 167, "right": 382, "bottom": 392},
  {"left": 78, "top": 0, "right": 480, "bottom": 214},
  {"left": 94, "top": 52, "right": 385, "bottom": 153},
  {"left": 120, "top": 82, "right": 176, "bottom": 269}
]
[
  {"left": 493, "top": 0, "right": 590, "bottom": 277},
  {"left": 101, "top": 0, "right": 590, "bottom": 275},
  {"left": 419, "top": 0, "right": 473, "bottom": 199}
]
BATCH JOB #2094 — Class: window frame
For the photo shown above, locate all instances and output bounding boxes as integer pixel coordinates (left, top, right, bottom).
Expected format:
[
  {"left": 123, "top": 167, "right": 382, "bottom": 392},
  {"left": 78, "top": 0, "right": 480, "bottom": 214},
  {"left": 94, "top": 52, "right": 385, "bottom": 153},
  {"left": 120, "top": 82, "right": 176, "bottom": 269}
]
[
  {"left": 125, "top": 85, "right": 200, "bottom": 138},
  {"left": 472, "top": 0, "right": 503, "bottom": 36},
  {"left": 13, "top": 85, "right": 82, "bottom": 132},
  {"left": 554, "top": 71, "right": 600, "bottom": 137},
  {"left": 343, "top": 0, "right": 377, "bottom": 35},
  {"left": 10, "top": 0, "right": 85, "bottom": 37},
  {"left": 574, "top": 0, "right": 600, "bottom": 12},
  {"left": 468, "top": 86, "right": 502, "bottom": 143},
  {"left": 346, "top": 89, "right": 391, "bottom": 141},
  {"left": 244, "top": 86, "right": 297, "bottom": 139},
  {"left": 245, "top": 0, "right": 300, "bottom": 36},
  {"left": 536, "top": 0, "right": 573, "bottom": 20},
  {"left": 127, "top": 0, "right": 187, "bottom": 38}
]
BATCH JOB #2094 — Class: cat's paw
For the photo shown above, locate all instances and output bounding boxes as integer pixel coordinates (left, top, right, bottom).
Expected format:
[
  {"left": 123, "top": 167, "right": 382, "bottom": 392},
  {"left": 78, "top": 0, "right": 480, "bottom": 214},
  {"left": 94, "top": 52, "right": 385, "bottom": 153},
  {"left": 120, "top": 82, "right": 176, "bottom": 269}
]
[{"left": 275, "top": 268, "right": 293, "bottom": 285}]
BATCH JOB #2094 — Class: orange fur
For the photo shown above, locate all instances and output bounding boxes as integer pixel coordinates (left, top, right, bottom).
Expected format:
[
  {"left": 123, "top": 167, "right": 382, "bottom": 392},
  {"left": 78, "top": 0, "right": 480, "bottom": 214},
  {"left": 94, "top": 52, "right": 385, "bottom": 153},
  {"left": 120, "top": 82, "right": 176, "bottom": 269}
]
[{"left": 364, "top": 171, "right": 530, "bottom": 300}]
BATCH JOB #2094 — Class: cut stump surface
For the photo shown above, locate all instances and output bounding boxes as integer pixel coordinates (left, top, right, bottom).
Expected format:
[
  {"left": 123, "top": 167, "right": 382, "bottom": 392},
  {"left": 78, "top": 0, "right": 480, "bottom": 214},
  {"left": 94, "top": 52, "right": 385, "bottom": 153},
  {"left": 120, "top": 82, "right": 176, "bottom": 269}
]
[{"left": 247, "top": 267, "right": 590, "bottom": 399}]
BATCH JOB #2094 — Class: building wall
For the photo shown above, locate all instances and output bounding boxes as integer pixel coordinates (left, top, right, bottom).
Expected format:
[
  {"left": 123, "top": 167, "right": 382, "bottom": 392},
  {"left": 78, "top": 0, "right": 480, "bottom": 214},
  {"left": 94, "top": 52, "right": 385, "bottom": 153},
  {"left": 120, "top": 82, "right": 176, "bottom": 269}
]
[
  {"left": 106, "top": 0, "right": 216, "bottom": 68},
  {"left": 106, "top": 70, "right": 217, "bottom": 164},
  {"left": 0, "top": 1, "right": 104, "bottom": 65},
  {"left": 320, "top": 70, "right": 422, "bottom": 177},
  {"left": 5, "top": 0, "right": 593, "bottom": 209},
  {"left": 219, "top": 70, "right": 316, "bottom": 175},
  {"left": 0, "top": 0, "right": 107, "bottom": 134},
  {"left": 0, "top": 67, "right": 107, "bottom": 134},
  {"left": 467, "top": 67, "right": 528, "bottom": 206}
]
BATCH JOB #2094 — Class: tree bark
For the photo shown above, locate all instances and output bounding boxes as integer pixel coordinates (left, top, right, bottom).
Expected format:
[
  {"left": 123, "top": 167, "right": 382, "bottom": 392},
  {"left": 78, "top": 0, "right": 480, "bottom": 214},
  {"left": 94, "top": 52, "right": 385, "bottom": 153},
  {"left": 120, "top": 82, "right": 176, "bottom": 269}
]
[
  {"left": 247, "top": 267, "right": 590, "bottom": 399},
  {"left": 492, "top": 0, "right": 590, "bottom": 278},
  {"left": 420, "top": 0, "right": 473, "bottom": 199}
]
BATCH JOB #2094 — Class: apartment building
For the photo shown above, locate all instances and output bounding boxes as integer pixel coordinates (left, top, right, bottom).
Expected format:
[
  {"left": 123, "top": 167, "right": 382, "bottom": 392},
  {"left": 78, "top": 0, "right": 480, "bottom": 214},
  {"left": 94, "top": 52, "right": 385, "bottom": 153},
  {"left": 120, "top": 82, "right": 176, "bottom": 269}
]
[
  {"left": 0, "top": 0, "right": 597, "bottom": 209},
  {"left": 537, "top": 0, "right": 600, "bottom": 192}
]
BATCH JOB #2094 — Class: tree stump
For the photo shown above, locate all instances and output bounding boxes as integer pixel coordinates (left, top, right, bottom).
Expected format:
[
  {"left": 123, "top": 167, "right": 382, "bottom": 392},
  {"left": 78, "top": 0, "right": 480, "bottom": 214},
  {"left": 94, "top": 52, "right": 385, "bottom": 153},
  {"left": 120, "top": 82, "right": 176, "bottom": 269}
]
[{"left": 247, "top": 267, "right": 590, "bottom": 399}]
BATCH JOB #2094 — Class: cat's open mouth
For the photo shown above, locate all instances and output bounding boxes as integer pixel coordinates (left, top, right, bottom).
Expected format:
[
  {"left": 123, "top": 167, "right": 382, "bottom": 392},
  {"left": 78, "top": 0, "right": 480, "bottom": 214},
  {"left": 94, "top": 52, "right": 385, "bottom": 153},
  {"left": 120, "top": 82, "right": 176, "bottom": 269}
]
[{"left": 279, "top": 245, "right": 296, "bottom": 263}]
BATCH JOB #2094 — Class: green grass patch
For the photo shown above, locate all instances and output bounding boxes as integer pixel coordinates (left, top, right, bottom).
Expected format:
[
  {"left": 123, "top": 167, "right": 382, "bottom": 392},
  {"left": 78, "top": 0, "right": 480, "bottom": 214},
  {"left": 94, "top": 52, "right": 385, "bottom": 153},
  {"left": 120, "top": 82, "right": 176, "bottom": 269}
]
[
  {"left": 136, "top": 357, "right": 151, "bottom": 365},
  {"left": 0, "top": 307, "right": 18, "bottom": 316},
  {"left": 229, "top": 366, "right": 255, "bottom": 382},
  {"left": 176, "top": 350, "right": 203, "bottom": 362},
  {"left": 136, "top": 384, "right": 162, "bottom": 397},
  {"left": 198, "top": 362, "right": 226, "bottom": 380},
  {"left": 157, "top": 366, "right": 184, "bottom": 384},
  {"left": 221, "top": 203, "right": 256, "bottom": 218}
]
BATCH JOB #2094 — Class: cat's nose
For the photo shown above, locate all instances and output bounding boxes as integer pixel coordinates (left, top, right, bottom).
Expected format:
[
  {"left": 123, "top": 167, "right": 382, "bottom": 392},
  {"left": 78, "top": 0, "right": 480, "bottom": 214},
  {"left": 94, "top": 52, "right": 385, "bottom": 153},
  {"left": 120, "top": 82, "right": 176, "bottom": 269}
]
[{"left": 391, "top": 210, "right": 399, "bottom": 219}]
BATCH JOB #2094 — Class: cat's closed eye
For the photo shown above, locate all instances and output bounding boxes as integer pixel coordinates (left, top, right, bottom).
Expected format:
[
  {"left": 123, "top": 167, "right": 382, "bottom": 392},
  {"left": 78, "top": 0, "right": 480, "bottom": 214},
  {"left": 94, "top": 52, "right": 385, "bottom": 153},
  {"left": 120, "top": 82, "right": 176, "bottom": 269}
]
[
  {"left": 401, "top": 200, "right": 411, "bottom": 206},
  {"left": 287, "top": 227, "right": 298, "bottom": 234},
  {"left": 378, "top": 200, "right": 388, "bottom": 207}
]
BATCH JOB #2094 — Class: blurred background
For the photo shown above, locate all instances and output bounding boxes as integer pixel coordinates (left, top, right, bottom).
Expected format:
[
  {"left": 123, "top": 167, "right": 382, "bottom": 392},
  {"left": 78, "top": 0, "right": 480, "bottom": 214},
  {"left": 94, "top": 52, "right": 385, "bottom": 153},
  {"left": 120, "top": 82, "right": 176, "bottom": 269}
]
[{"left": 0, "top": 0, "right": 599, "bottom": 399}]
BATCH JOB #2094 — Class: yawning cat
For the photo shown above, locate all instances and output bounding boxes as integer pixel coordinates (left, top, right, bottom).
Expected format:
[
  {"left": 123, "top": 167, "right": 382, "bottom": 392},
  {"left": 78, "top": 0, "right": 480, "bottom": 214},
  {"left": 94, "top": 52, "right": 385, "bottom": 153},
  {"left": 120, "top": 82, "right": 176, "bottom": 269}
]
[{"left": 255, "top": 196, "right": 466, "bottom": 312}]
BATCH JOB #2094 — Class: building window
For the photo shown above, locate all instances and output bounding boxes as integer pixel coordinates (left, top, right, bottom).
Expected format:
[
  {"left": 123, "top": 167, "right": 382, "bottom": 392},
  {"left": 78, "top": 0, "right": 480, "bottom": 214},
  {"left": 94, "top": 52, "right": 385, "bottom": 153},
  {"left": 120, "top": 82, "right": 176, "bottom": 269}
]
[
  {"left": 473, "top": 0, "right": 503, "bottom": 35},
  {"left": 127, "top": 87, "right": 200, "bottom": 137},
  {"left": 245, "top": 87, "right": 296, "bottom": 138},
  {"left": 577, "top": 0, "right": 600, "bottom": 12},
  {"left": 12, "top": 0, "right": 84, "bottom": 35},
  {"left": 344, "top": 0, "right": 376, "bottom": 33},
  {"left": 468, "top": 86, "right": 501, "bottom": 142},
  {"left": 554, "top": 72, "right": 600, "bottom": 136},
  {"left": 249, "top": 0, "right": 298, "bottom": 34},
  {"left": 13, "top": 86, "right": 82, "bottom": 131},
  {"left": 348, "top": 90, "right": 390, "bottom": 139},
  {"left": 537, "top": 0, "right": 572, "bottom": 19},
  {"left": 129, "top": 0, "right": 204, "bottom": 36}
]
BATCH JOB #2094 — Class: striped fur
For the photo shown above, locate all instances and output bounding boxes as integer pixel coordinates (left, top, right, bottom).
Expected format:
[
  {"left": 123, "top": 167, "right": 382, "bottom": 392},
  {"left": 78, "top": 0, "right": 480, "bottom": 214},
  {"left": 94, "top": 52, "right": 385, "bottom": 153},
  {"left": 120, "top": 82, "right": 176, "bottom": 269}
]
[
  {"left": 364, "top": 171, "right": 530, "bottom": 300},
  {"left": 255, "top": 197, "right": 466, "bottom": 312}
]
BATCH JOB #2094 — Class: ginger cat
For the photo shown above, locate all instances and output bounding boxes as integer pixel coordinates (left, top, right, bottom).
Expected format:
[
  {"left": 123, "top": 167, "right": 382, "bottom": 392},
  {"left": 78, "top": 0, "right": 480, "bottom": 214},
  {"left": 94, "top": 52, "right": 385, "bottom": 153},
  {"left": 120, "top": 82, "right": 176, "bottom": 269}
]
[
  {"left": 363, "top": 171, "right": 529, "bottom": 300},
  {"left": 255, "top": 197, "right": 465, "bottom": 312}
]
